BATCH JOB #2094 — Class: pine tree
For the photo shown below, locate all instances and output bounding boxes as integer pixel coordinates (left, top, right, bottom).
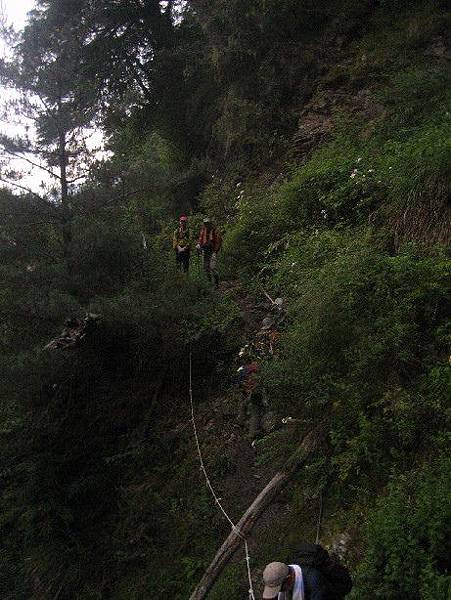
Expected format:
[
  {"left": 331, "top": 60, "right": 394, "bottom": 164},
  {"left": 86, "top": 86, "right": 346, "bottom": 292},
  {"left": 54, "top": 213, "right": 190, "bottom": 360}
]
[{"left": 0, "top": 8, "right": 98, "bottom": 268}]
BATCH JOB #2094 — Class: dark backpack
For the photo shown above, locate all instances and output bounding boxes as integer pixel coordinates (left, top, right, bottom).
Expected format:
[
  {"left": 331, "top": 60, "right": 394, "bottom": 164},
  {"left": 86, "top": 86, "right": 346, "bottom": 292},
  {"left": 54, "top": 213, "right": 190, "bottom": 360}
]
[{"left": 293, "top": 542, "right": 353, "bottom": 599}]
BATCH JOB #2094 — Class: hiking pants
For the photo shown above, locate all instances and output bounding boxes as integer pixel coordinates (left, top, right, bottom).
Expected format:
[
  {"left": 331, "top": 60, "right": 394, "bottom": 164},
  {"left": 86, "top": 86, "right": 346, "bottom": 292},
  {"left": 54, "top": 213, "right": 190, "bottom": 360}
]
[
  {"left": 175, "top": 249, "right": 190, "bottom": 273},
  {"left": 201, "top": 247, "right": 219, "bottom": 287},
  {"left": 238, "top": 391, "right": 263, "bottom": 440}
]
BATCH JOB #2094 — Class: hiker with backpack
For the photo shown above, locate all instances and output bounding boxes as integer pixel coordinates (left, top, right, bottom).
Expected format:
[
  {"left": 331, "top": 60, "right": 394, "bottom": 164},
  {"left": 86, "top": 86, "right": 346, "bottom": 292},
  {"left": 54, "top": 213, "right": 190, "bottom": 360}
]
[
  {"left": 262, "top": 542, "right": 352, "bottom": 599},
  {"left": 262, "top": 561, "right": 327, "bottom": 599},
  {"left": 196, "top": 217, "right": 222, "bottom": 288},
  {"left": 173, "top": 215, "right": 191, "bottom": 273},
  {"left": 236, "top": 357, "right": 265, "bottom": 441}
]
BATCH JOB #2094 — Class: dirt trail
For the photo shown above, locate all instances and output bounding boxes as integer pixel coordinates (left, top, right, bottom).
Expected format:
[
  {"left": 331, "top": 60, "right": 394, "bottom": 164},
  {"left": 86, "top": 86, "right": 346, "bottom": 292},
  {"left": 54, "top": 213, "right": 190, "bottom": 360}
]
[{"left": 192, "top": 280, "right": 298, "bottom": 595}]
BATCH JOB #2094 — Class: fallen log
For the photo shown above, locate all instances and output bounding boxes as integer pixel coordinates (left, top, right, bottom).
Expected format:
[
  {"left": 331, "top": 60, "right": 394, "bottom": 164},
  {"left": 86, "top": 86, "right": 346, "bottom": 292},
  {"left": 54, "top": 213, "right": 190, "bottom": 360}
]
[
  {"left": 189, "top": 426, "right": 326, "bottom": 600},
  {"left": 43, "top": 313, "right": 101, "bottom": 351}
]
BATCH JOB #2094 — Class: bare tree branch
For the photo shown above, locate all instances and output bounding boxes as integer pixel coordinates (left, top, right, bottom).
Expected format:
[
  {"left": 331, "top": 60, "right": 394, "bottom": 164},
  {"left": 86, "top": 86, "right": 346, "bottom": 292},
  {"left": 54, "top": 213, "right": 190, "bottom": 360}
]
[
  {"left": 190, "top": 427, "right": 326, "bottom": 599},
  {"left": 66, "top": 172, "right": 91, "bottom": 184},
  {"left": 0, "top": 176, "right": 48, "bottom": 203},
  {"left": 0, "top": 147, "right": 61, "bottom": 180},
  {"left": 34, "top": 90, "right": 60, "bottom": 128}
]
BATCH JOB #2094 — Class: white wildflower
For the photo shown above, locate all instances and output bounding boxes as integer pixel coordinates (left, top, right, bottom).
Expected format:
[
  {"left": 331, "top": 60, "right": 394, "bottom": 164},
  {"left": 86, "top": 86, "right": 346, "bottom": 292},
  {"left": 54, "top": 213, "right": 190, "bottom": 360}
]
[{"left": 282, "top": 416, "right": 294, "bottom": 424}]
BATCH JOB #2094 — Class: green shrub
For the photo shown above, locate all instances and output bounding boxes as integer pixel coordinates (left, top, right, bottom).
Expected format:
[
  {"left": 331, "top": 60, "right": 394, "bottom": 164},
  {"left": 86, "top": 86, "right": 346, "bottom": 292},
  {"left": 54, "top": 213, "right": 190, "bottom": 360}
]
[
  {"left": 262, "top": 232, "right": 450, "bottom": 489},
  {"left": 352, "top": 454, "right": 451, "bottom": 599}
]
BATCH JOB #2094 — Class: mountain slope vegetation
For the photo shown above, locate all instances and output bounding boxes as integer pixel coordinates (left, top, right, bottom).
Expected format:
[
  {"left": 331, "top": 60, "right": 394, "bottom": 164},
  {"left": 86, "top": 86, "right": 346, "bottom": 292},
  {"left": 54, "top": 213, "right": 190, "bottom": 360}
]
[{"left": 0, "top": 1, "right": 449, "bottom": 598}]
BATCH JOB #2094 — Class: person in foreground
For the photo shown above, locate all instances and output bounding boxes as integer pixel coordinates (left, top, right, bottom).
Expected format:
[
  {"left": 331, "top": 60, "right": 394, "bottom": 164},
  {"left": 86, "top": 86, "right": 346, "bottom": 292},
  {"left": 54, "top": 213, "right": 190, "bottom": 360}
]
[
  {"left": 262, "top": 542, "right": 353, "bottom": 600},
  {"left": 262, "top": 561, "right": 327, "bottom": 600}
]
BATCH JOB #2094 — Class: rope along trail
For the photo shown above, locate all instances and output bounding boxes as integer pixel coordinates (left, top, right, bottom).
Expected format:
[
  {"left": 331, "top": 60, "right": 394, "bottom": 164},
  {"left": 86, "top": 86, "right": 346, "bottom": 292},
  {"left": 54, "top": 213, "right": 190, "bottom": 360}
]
[{"left": 189, "top": 351, "right": 256, "bottom": 600}]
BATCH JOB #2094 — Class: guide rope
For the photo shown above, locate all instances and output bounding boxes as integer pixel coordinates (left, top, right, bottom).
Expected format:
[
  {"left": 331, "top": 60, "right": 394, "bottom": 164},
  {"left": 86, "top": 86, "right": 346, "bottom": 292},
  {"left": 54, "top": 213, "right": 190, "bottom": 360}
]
[{"left": 189, "top": 350, "right": 256, "bottom": 600}]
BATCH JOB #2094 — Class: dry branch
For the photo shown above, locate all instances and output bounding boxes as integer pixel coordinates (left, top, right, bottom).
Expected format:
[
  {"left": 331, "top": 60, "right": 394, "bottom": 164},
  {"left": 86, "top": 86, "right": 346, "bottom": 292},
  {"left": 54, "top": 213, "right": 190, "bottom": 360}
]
[{"left": 189, "top": 426, "right": 326, "bottom": 600}]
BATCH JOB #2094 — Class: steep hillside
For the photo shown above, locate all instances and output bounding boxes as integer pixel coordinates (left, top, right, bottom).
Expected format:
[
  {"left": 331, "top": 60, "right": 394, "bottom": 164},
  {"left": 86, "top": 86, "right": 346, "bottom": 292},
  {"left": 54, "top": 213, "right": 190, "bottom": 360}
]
[{"left": 0, "top": 1, "right": 449, "bottom": 599}]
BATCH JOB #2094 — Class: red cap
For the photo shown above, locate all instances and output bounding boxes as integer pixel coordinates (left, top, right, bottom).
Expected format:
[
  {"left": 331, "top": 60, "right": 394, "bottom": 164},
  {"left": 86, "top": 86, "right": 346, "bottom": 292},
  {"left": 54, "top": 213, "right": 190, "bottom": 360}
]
[{"left": 179, "top": 215, "right": 188, "bottom": 222}]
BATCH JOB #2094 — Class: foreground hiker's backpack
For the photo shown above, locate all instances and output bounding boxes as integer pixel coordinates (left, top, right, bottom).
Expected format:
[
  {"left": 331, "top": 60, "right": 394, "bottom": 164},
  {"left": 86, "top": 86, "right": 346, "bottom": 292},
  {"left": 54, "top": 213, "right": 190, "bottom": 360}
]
[{"left": 293, "top": 542, "right": 353, "bottom": 599}]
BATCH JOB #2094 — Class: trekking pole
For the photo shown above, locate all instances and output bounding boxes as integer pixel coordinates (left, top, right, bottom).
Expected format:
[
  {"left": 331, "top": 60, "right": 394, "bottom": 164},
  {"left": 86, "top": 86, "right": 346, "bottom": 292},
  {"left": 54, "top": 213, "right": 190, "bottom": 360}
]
[
  {"left": 261, "top": 287, "right": 275, "bottom": 305},
  {"left": 315, "top": 491, "right": 323, "bottom": 544},
  {"left": 196, "top": 246, "right": 202, "bottom": 278}
]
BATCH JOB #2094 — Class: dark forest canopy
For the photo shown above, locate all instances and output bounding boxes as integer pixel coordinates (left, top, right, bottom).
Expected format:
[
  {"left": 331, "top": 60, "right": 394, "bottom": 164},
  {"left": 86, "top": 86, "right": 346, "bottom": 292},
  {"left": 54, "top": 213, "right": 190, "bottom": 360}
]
[{"left": 0, "top": 1, "right": 449, "bottom": 598}]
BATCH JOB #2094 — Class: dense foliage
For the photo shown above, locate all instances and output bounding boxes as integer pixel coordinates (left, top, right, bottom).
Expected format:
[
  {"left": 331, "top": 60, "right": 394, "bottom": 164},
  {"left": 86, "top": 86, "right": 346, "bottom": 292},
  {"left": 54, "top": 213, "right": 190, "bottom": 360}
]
[{"left": 0, "top": 0, "right": 449, "bottom": 598}]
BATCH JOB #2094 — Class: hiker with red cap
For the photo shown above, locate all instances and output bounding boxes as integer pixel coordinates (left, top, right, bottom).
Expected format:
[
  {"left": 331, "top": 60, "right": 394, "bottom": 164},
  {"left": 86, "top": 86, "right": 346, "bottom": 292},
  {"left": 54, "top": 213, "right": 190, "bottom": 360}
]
[
  {"left": 173, "top": 215, "right": 191, "bottom": 273},
  {"left": 196, "top": 217, "right": 222, "bottom": 288}
]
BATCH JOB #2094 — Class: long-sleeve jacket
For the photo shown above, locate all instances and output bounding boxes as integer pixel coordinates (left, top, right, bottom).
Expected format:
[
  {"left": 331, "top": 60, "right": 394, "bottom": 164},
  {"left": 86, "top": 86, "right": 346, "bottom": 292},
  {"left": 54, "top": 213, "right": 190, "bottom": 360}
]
[
  {"left": 173, "top": 227, "right": 191, "bottom": 250},
  {"left": 302, "top": 566, "right": 328, "bottom": 599},
  {"left": 279, "top": 566, "right": 328, "bottom": 600},
  {"left": 198, "top": 225, "right": 222, "bottom": 252}
]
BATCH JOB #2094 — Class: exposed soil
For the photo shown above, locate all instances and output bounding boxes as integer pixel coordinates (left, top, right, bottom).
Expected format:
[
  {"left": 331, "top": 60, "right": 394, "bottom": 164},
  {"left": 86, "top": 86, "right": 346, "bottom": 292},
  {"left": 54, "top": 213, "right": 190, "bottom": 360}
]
[{"left": 189, "top": 281, "right": 308, "bottom": 596}]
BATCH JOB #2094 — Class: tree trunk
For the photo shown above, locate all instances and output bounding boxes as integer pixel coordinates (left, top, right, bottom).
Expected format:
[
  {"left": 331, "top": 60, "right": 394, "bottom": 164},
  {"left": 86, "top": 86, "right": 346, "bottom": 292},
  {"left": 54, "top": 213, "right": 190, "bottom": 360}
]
[
  {"left": 189, "top": 426, "right": 326, "bottom": 600},
  {"left": 58, "top": 127, "right": 72, "bottom": 269}
]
